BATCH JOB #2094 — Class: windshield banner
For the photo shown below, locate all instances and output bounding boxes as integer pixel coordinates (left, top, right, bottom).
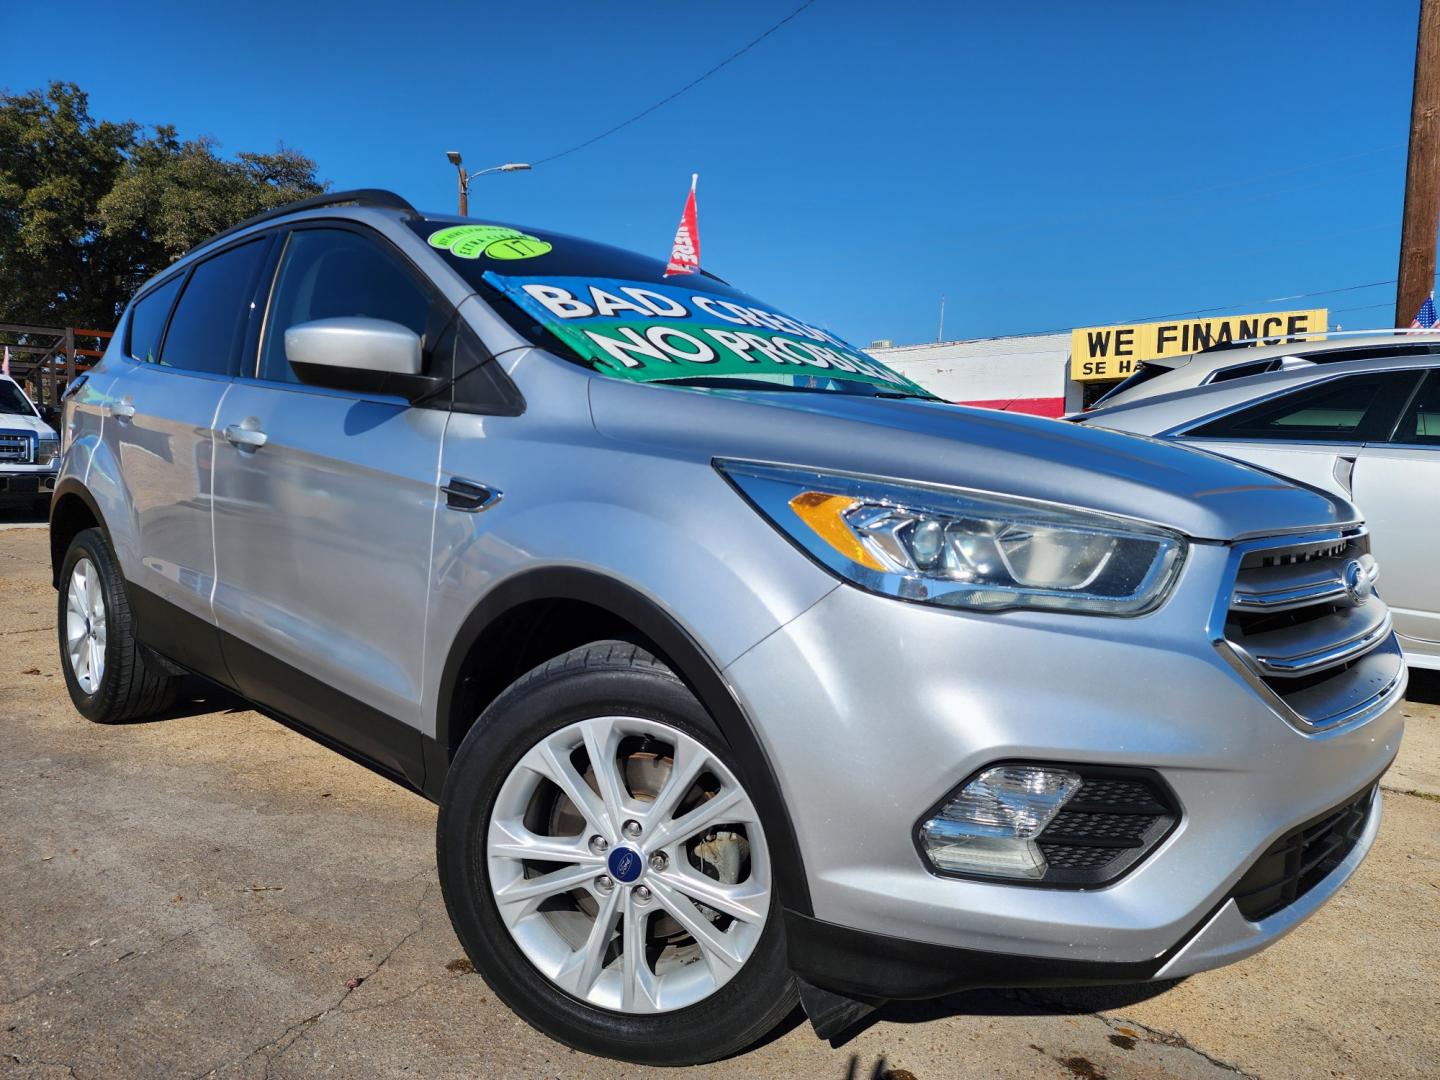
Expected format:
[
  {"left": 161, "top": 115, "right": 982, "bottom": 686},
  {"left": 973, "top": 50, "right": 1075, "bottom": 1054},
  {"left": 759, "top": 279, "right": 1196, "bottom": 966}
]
[{"left": 484, "top": 273, "right": 926, "bottom": 394}]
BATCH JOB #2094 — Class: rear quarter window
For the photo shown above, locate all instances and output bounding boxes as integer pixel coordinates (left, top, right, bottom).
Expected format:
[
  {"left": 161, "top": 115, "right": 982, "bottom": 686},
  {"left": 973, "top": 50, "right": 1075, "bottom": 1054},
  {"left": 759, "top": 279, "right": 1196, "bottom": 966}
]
[
  {"left": 1393, "top": 371, "right": 1440, "bottom": 445},
  {"left": 126, "top": 274, "right": 184, "bottom": 363}
]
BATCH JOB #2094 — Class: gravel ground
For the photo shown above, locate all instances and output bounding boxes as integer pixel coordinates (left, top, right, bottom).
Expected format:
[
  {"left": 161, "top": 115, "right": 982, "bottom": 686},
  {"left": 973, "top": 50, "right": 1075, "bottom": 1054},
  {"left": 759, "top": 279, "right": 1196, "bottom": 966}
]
[{"left": 3, "top": 521, "right": 1438, "bottom": 1079}]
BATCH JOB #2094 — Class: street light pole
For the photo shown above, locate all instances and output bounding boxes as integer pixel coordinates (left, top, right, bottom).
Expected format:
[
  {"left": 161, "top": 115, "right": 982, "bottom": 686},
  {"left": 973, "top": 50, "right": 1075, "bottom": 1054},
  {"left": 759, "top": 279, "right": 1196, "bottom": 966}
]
[
  {"left": 446, "top": 152, "right": 532, "bottom": 218},
  {"left": 447, "top": 151, "right": 470, "bottom": 216}
]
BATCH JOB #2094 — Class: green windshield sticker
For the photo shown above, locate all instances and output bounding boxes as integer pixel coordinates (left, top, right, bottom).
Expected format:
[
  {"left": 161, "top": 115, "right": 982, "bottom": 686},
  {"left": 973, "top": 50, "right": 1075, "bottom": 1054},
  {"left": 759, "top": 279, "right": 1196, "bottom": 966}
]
[
  {"left": 484, "top": 272, "right": 930, "bottom": 396},
  {"left": 429, "top": 225, "right": 552, "bottom": 260}
]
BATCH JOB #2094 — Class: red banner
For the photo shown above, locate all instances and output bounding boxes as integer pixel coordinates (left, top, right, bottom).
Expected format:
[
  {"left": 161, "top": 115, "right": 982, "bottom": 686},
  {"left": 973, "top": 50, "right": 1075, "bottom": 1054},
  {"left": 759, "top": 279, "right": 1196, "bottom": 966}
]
[{"left": 665, "top": 174, "right": 700, "bottom": 276}]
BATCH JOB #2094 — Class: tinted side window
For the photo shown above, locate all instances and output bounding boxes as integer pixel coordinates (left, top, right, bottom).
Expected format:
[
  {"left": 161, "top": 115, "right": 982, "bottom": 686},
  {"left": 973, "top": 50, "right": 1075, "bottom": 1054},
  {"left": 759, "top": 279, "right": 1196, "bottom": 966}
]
[
  {"left": 159, "top": 239, "right": 270, "bottom": 375},
  {"left": 259, "top": 228, "right": 434, "bottom": 384},
  {"left": 1189, "top": 372, "right": 1420, "bottom": 443},
  {"left": 126, "top": 275, "right": 183, "bottom": 363},
  {"left": 1392, "top": 371, "right": 1440, "bottom": 445}
]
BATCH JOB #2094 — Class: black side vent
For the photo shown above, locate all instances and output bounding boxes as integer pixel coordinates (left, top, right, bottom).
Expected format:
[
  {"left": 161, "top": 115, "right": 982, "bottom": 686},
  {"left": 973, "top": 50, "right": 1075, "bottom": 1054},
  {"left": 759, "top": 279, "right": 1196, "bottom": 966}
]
[{"left": 1034, "top": 771, "right": 1180, "bottom": 888}]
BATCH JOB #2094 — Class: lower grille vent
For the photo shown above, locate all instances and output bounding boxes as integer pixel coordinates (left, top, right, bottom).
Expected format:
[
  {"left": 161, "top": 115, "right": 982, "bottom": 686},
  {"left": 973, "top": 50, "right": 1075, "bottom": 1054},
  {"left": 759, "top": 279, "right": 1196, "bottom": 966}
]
[{"left": 1230, "top": 784, "right": 1375, "bottom": 921}]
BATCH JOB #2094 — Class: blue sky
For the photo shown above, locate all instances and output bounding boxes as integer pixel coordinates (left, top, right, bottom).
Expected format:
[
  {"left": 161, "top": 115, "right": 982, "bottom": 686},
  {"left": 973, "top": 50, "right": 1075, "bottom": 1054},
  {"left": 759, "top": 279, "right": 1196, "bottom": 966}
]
[{"left": 4, "top": 0, "right": 1429, "bottom": 345}]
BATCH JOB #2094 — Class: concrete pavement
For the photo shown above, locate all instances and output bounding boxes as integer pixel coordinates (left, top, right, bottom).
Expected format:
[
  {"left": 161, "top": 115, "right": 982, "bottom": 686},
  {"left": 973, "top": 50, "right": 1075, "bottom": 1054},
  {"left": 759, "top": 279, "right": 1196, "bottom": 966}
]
[{"left": 3, "top": 528, "right": 1437, "bottom": 1079}]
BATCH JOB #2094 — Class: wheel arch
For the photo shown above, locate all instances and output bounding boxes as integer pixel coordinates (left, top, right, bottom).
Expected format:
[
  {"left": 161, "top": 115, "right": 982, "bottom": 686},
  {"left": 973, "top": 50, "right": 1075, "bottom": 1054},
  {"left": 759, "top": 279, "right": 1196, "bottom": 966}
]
[
  {"left": 432, "top": 566, "right": 812, "bottom": 914},
  {"left": 49, "top": 479, "right": 112, "bottom": 589}
]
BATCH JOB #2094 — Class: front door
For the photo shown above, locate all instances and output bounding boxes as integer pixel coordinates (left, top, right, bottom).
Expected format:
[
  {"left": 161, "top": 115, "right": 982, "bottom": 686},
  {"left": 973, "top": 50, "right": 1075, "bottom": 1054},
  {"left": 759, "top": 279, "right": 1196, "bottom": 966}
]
[{"left": 210, "top": 224, "right": 451, "bottom": 782}]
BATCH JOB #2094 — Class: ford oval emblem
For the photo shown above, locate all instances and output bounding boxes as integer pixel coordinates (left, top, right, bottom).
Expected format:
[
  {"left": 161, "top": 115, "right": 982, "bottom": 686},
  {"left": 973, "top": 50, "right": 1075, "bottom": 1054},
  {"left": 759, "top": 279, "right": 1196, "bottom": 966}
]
[
  {"left": 1343, "top": 559, "right": 1369, "bottom": 607},
  {"left": 607, "top": 846, "right": 643, "bottom": 884}
]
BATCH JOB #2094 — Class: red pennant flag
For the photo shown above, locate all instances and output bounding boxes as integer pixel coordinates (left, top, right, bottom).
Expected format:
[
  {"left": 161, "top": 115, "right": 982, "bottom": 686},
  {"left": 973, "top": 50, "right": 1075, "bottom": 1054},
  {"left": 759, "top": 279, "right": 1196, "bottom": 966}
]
[{"left": 665, "top": 174, "right": 700, "bottom": 276}]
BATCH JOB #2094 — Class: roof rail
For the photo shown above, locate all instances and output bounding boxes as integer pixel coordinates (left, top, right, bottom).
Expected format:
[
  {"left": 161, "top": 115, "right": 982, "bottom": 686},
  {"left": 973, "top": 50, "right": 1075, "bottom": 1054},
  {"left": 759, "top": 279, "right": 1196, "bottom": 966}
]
[
  {"left": 1198, "top": 326, "right": 1440, "bottom": 354},
  {"left": 196, "top": 188, "right": 418, "bottom": 251}
]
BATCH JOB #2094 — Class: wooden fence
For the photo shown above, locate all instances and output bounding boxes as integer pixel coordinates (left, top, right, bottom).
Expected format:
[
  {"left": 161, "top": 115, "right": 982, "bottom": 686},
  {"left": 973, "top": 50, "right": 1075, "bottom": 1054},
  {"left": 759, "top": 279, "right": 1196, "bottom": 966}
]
[{"left": 0, "top": 324, "right": 112, "bottom": 407}]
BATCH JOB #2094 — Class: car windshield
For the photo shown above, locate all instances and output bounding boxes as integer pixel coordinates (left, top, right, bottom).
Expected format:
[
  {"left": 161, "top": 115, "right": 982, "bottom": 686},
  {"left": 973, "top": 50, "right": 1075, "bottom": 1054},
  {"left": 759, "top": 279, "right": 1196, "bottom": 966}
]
[
  {"left": 0, "top": 380, "right": 36, "bottom": 416},
  {"left": 410, "top": 219, "right": 935, "bottom": 400}
]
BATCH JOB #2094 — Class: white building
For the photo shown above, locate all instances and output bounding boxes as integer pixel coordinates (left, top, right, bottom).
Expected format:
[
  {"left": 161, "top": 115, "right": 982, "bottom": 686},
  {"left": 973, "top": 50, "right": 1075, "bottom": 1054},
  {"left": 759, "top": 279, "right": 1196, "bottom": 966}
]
[
  {"left": 866, "top": 306, "right": 1330, "bottom": 417},
  {"left": 866, "top": 333, "right": 1073, "bottom": 417}
]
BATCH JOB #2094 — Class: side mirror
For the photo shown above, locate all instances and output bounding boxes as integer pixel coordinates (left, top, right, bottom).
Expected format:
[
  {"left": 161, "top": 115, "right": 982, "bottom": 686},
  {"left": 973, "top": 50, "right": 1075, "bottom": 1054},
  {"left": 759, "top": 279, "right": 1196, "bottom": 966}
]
[{"left": 284, "top": 317, "right": 441, "bottom": 401}]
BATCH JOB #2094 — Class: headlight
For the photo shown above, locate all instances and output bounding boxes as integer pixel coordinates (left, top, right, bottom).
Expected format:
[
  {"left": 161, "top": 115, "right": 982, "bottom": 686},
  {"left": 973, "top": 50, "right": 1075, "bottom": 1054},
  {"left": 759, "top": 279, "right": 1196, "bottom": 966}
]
[
  {"left": 718, "top": 461, "right": 1185, "bottom": 615},
  {"left": 37, "top": 437, "right": 60, "bottom": 467}
]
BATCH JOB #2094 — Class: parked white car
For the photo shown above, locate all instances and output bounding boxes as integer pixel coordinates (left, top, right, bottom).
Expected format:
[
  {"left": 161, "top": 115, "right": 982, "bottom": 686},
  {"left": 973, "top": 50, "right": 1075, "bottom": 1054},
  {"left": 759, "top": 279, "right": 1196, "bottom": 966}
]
[
  {"left": 1081, "top": 354, "right": 1440, "bottom": 669},
  {"left": 1092, "top": 330, "right": 1440, "bottom": 410},
  {"left": 0, "top": 373, "right": 61, "bottom": 509}
]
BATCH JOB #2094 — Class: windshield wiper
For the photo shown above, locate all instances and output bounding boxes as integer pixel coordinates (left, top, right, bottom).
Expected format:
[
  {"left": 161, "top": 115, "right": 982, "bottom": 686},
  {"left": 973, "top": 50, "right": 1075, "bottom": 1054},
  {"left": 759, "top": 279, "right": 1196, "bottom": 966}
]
[
  {"left": 650, "top": 377, "right": 935, "bottom": 400},
  {"left": 649, "top": 377, "right": 842, "bottom": 393}
]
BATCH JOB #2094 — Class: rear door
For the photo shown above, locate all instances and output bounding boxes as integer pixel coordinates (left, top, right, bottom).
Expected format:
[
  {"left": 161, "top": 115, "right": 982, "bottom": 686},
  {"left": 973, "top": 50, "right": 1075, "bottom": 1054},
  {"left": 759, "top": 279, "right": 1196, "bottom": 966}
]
[
  {"left": 1180, "top": 369, "right": 1423, "bottom": 498},
  {"left": 210, "top": 224, "right": 452, "bottom": 781},
  {"left": 107, "top": 235, "right": 273, "bottom": 675},
  {"left": 80, "top": 274, "right": 184, "bottom": 486},
  {"left": 1352, "top": 369, "right": 1440, "bottom": 662}
]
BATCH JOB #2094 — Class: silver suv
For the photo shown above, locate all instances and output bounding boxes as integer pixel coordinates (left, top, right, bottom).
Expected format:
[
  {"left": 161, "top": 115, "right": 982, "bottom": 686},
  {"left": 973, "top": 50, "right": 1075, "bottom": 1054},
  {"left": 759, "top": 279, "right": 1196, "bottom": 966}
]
[{"left": 50, "top": 190, "right": 1406, "bottom": 1065}]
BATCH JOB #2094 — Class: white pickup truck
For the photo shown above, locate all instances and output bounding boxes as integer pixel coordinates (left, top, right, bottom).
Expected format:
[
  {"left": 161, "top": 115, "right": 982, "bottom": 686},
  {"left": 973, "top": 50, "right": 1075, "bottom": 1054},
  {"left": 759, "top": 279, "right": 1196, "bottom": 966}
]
[{"left": 0, "top": 373, "right": 61, "bottom": 510}]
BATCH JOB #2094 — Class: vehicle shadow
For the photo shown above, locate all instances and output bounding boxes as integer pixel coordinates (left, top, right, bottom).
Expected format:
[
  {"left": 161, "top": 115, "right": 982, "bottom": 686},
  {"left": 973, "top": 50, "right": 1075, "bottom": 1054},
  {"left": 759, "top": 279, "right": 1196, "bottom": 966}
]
[
  {"left": 1406, "top": 667, "right": 1440, "bottom": 706},
  {"left": 735, "top": 979, "right": 1179, "bottom": 1068},
  {"left": 0, "top": 500, "right": 50, "bottom": 526},
  {"left": 112, "top": 676, "right": 249, "bottom": 725},
  {"left": 826, "top": 980, "right": 1179, "bottom": 1047}
]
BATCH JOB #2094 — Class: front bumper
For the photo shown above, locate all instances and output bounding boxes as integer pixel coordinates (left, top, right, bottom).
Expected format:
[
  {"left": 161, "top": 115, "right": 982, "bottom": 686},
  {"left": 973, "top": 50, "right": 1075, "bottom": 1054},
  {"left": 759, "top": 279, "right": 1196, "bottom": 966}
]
[
  {"left": 0, "top": 466, "right": 58, "bottom": 497},
  {"left": 724, "top": 540, "right": 1404, "bottom": 995},
  {"left": 783, "top": 784, "right": 1384, "bottom": 999}
]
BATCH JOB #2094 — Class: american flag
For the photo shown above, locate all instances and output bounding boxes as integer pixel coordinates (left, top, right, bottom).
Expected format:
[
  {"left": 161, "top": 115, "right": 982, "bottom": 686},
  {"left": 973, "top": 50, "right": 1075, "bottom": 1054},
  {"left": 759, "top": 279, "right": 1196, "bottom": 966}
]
[{"left": 1411, "top": 293, "right": 1438, "bottom": 329}]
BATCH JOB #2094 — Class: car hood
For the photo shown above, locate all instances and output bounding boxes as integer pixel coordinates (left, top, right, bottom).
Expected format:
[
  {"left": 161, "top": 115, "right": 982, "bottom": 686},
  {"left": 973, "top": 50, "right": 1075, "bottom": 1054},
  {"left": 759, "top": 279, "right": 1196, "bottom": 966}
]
[
  {"left": 587, "top": 379, "right": 1357, "bottom": 542},
  {"left": 0, "top": 412, "right": 54, "bottom": 437}
]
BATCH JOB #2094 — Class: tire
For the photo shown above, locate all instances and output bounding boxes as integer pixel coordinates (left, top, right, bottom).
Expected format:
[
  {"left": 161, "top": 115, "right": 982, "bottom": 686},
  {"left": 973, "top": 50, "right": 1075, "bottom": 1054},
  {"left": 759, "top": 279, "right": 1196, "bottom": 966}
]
[
  {"left": 57, "top": 527, "right": 182, "bottom": 723},
  {"left": 437, "top": 640, "right": 797, "bottom": 1065}
]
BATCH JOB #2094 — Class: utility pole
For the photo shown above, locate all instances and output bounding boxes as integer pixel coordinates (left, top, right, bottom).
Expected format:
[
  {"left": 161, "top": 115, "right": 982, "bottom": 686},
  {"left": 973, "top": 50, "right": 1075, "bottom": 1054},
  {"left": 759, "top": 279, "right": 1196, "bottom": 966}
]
[
  {"left": 1396, "top": 0, "right": 1440, "bottom": 326},
  {"left": 937, "top": 295, "right": 946, "bottom": 342}
]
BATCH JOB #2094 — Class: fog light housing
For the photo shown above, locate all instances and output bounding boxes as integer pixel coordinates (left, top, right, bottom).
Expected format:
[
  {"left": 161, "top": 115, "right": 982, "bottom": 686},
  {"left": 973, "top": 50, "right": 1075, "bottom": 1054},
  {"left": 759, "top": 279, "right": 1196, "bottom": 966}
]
[{"left": 918, "top": 764, "right": 1082, "bottom": 879}]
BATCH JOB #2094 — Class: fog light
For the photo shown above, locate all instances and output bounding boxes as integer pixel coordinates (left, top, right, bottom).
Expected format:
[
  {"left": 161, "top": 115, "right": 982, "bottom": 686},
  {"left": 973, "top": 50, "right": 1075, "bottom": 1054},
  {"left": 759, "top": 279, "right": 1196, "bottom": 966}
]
[{"left": 919, "top": 764, "right": 1082, "bottom": 879}]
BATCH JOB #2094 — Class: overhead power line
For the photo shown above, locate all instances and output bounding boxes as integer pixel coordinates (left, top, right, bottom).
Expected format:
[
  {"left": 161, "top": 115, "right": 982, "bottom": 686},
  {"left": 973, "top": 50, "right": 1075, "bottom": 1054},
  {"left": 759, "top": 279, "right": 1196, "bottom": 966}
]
[
  {"left": 531, "top": 1, "right": 818, "bottom": 166},
  {"left": 1126, "top": 279, "right": 1401, "bottom": 322},
  {"left": 925, "top": 275, "right": 1438, "bottom": 347}
]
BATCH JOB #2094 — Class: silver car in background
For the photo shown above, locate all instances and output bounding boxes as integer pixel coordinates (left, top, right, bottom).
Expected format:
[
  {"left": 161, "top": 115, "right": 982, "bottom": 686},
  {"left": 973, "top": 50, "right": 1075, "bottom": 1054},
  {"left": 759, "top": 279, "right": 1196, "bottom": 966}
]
[
  {"left": 1082, "top": 354, "right": 1440, "bottom": 669},
  {"left": 49, "top": 190, "right": 1407, "bottom": 1065},
  {"left": 1093, "top": 330, "right": 1440, "bottom": 409}
]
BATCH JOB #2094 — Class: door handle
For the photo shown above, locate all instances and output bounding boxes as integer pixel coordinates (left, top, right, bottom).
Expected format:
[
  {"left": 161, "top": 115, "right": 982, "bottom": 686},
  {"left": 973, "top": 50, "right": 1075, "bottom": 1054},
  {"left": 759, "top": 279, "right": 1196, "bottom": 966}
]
[
  {"left": 442, "top": 478, "right": 502, "bottom": 513},
  {"left": 224, "top": 423, "right": 268, "bottom": 450},
  {"left": 109, "top": 400, "right": 135, "bottom": 421}
]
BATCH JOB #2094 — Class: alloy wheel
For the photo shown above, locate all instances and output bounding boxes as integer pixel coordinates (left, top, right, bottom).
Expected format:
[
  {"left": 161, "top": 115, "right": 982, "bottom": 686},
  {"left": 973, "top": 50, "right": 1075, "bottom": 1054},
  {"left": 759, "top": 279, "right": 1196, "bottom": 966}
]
[
  {"left": 65, "top": 557, "right": 107, "bottom": 694},
  {"left": 486, "top": 715, "right": 770, "bottom": 1014}
]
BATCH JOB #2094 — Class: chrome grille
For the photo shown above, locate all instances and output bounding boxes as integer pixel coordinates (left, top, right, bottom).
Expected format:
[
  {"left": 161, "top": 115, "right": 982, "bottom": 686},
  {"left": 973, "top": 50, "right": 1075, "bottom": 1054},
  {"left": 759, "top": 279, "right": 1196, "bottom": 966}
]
[
  {"left": 0, "top": 431, "right": 36, "bottom": 464},
  {"left": 1217, "top": 529, "right": 1405, "bottom": 731}
]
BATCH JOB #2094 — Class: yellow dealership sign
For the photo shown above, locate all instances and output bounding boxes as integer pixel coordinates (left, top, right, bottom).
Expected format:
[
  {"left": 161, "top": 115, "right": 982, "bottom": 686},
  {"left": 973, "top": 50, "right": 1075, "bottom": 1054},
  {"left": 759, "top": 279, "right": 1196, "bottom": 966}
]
[{"left": 1070, "top": 308, "right": 1329, "bottom": 382}]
